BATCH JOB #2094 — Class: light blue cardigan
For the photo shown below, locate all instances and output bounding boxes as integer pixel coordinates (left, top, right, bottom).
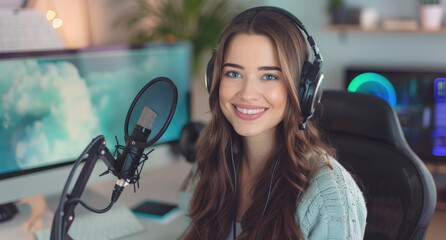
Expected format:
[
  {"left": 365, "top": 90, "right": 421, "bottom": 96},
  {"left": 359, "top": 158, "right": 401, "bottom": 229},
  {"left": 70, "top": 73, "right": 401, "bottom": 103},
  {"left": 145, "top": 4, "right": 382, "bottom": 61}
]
[
  {"left": 295, "top": 157, "right": 367, "bottom": 239},
  {"left": 179, "top": 157, "right": 367, "bottom": 239}
]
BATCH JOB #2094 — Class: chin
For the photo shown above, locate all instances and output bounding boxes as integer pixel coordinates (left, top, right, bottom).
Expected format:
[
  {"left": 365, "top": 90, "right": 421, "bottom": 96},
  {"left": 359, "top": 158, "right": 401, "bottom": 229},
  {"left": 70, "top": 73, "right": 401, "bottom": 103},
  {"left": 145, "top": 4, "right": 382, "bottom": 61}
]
[{"left": 233, "top": 126, "right": 262, "bottom": 137}]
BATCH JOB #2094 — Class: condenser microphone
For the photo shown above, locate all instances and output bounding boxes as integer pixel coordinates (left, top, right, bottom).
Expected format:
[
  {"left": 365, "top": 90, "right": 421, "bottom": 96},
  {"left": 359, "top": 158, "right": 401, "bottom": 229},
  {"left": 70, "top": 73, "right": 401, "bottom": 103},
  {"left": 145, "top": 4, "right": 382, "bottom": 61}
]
[
  {"left": 50, "top": 77, "right": 178, "bottom": 240},
  {"left": 111, "top": 106, "right": 157, "bottom": 202},
  {"left": 115, "top": 106, "right": 157, "bottom": 182},
  {"left": 111, "top": 106, "right": 157, "bottom": 201},
  {"left": 109, "top": 76, "right": 178, "bottom": 202}
]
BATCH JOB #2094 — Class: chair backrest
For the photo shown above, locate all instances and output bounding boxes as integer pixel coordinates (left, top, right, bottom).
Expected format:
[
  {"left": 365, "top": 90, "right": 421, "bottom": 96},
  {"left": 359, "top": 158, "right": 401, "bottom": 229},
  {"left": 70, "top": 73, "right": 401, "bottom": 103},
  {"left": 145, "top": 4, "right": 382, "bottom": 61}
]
[{"left": 316, "top": 90, "right": 437, "bottom": 240}]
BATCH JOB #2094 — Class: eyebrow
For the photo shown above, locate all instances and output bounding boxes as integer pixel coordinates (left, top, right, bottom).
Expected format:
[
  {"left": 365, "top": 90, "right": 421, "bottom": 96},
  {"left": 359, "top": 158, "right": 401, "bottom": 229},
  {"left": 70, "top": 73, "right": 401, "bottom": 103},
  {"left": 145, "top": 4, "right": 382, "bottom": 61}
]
[
  {"left": 222, "top": 62, "right": 282, "bottom": 72},
  {"left": 259, "top": 66, "right": 282, "bottom": 71}
]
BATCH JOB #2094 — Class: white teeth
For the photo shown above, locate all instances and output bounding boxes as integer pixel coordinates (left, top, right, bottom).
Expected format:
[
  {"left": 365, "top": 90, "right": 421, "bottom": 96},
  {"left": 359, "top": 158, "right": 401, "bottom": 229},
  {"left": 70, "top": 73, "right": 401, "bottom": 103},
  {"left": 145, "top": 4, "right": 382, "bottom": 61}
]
[{"left": 236, "top": 106, "right": 265, "bottom": 115}]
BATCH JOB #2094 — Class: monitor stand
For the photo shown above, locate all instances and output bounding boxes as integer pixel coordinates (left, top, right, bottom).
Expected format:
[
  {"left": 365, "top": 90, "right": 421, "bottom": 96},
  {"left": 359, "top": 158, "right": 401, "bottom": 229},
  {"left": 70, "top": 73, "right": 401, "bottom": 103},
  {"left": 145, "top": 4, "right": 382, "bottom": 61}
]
[{"left": 0, "top": 202, "right": 18, "bottom": 223}]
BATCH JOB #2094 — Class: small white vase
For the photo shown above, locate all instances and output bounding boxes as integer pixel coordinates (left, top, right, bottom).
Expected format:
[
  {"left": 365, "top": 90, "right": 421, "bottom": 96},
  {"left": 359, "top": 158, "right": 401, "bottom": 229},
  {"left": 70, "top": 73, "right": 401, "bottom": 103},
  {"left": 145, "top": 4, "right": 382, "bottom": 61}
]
[{"left": 420, "top": 5, "right": 444, "bottom": 30}]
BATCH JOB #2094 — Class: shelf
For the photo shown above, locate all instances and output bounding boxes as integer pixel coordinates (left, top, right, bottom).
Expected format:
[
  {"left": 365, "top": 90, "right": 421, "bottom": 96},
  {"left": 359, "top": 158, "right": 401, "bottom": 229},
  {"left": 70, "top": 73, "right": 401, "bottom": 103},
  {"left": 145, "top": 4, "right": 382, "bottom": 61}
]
[{"left": 325, "top": 24, "right": 446, "bottom": 34}]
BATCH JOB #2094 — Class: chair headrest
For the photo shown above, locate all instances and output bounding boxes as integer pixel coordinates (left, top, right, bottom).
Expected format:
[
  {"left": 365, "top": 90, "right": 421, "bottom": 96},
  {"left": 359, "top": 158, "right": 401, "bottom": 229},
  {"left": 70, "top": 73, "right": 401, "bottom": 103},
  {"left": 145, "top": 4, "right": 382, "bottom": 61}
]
[{"left": 316, "top": 90, "right": 408, "bottom": 149}]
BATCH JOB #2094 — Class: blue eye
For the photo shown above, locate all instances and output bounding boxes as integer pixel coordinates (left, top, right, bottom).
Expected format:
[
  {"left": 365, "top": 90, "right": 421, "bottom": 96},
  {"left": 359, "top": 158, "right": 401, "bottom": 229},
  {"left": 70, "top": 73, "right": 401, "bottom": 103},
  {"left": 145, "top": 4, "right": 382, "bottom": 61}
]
[
  {"left": 263, "top": 74, "right": 277, "bottom": 81},
  {"left": 226, "top": 71, "right": 241, "bottom": 78}
]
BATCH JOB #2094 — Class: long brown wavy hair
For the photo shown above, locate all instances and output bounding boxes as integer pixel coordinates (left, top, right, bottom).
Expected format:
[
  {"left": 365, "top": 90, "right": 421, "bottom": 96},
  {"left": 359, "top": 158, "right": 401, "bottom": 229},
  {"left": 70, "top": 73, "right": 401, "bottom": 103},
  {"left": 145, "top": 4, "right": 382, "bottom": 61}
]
[{"left": 180, "top": 7, "right": 335, "bottom": 240}]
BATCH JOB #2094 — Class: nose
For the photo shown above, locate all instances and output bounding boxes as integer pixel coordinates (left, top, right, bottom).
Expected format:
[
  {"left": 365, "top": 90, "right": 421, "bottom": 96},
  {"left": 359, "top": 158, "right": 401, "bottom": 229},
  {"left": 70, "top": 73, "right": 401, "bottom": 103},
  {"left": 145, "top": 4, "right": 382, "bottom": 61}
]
[{"left": 238, "top": 76, "right": 259, "bottom": 101}]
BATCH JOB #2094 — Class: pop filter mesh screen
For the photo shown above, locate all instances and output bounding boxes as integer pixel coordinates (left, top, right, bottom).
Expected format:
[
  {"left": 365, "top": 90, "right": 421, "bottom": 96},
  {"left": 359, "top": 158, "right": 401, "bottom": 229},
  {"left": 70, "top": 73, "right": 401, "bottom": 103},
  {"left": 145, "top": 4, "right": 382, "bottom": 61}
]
[{"left": 126, "top": 77, "right": 177, "bottom": 147}]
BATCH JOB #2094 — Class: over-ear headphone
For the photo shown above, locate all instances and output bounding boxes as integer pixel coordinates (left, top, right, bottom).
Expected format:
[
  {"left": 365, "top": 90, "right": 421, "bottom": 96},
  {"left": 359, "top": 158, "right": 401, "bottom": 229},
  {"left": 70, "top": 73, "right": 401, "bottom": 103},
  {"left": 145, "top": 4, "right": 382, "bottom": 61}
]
[
  {"left": 204, "top": 6, "right": 324, "bottom": 130},
  {"left": 179, "top": 121, "right": 205, "bottom": 163}
]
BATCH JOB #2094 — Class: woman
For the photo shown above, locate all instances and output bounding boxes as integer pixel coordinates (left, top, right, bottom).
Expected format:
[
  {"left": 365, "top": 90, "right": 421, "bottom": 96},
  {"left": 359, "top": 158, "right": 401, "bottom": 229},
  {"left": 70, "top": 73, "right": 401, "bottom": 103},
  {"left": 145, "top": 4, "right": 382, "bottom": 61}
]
[{"left": 180, "top": 6, "right": 366, "bottom": 240}]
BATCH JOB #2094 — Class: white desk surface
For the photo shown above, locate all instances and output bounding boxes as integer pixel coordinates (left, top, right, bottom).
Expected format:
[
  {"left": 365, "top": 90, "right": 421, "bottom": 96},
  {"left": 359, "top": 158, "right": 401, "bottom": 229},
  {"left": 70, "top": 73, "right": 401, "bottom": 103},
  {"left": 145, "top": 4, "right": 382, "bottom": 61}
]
[{"left": 0, "top": 159, "right": 193, "bottom": 240}]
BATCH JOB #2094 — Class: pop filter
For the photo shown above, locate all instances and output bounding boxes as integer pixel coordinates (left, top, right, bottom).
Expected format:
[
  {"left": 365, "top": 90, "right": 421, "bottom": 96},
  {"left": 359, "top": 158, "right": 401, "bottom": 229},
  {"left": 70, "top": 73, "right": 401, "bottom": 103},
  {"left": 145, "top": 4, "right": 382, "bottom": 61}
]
[{"left": 124, "top": 77, "right": 178, "bottom": 148}]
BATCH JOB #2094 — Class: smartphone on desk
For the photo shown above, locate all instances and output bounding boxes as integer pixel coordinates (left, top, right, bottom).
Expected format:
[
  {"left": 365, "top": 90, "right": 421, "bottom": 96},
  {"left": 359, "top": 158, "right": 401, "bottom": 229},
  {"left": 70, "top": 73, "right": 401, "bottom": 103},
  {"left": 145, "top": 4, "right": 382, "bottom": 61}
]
[{"left": 132, "top": 200, "right": 179, "bottom": 221}]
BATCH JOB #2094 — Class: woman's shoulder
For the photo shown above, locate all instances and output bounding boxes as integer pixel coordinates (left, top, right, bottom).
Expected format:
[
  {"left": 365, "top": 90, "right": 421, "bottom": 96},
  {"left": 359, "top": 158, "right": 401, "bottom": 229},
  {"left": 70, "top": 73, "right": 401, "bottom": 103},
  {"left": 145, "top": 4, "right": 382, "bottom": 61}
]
[
  {"left": 309, "top": 156, "right": 363, "bottom": 198},
  {"left": 298, "top": 156, "right": 365, "bottom": 212},
  {"left": 296, "top": 156, "right": 367, "bottom": 239}
]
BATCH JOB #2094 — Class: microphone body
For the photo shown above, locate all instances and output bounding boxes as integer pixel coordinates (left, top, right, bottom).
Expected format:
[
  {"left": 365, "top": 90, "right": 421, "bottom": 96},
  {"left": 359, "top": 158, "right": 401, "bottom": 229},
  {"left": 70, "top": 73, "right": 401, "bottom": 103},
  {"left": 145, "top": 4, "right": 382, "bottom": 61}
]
[
  {"left": 116, "top": 125, "right": 150, "bottom": 178},
  {"left": 112, "top": 106, "right": 157, "bottom": 200}
]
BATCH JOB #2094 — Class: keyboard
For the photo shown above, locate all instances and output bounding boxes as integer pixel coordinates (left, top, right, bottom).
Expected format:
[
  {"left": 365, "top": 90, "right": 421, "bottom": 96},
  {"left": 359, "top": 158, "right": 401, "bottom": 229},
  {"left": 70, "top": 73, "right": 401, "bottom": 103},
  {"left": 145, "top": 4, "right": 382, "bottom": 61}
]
[{"left": 34, "top": 206, "right": 146, "bottom": 240}]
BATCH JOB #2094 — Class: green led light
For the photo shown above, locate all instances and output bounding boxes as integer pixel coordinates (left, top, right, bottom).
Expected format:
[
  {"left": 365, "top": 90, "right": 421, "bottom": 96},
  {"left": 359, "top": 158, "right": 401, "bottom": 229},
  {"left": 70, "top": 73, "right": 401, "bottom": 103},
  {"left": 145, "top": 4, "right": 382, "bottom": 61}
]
[{"left": 348, "top": 72, "right": 397, "bottom": 107}]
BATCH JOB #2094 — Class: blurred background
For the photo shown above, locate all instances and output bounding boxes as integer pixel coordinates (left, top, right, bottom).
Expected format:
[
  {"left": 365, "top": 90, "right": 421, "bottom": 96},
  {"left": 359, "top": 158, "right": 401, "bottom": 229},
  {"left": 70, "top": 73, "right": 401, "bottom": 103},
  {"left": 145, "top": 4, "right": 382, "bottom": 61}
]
[
  {"left": 1, "top": 0, "right": 446, "bottom": 119},
  {"left": 1, "top": 0, "right": 445, "bottom": 238}
]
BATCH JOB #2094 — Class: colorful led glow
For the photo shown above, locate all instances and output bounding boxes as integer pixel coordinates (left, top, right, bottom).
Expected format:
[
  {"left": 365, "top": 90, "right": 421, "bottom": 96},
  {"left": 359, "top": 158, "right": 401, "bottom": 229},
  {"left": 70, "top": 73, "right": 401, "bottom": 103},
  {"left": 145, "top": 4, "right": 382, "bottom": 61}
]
[
  {"left": 434, "top": 78, "right": 446, "bottom": 101},
  {"left": 46, "top": 10, "right": 56, "bottom": 21},
  {"left": 52, "top": 18, "right": 63, "bottom": 29},
  {"left": 433, "top": 78, "right": 446, "bottom": 156},
  {"left": 347, "top": 72, "right": 397, "bottom": 107},
  {"left": 432, "top": 129, "right": 446, "bottom": 156}
]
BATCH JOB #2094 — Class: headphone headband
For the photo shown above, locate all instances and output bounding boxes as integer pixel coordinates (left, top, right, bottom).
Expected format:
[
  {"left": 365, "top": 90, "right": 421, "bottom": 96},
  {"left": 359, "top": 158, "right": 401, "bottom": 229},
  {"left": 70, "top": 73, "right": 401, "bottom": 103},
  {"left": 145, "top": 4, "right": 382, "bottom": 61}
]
[{"left": 238, "top": 6, "right": 323, "bottom": 64}]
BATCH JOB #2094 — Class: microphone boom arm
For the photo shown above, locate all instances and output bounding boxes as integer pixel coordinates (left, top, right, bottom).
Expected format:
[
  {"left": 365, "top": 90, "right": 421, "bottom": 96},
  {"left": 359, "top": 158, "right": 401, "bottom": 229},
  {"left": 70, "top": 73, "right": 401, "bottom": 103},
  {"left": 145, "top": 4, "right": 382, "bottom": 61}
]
[{"left": 50, "top": 135, "right": 116, "bottom": 240}]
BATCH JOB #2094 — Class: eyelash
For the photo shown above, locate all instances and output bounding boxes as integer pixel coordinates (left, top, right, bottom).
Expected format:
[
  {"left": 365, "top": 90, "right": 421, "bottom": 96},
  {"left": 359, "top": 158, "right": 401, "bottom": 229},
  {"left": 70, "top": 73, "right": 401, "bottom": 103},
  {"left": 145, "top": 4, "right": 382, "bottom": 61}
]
[
  {"left": 224, "top": 71, "right": 279, "bottom": 81},
  {"left": 225, "top": 71, "right": 241, "bottom": 78},
  {"left": 263, "top": 74, "right": 278, "bottom": 81}
]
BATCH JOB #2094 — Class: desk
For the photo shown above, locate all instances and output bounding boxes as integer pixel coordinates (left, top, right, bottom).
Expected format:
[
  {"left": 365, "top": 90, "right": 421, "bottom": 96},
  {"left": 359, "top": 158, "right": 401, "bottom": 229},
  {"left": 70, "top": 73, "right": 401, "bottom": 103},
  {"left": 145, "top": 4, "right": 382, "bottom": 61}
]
[{"left": 0, "top": 160, "right": 193, "bottom": 240}]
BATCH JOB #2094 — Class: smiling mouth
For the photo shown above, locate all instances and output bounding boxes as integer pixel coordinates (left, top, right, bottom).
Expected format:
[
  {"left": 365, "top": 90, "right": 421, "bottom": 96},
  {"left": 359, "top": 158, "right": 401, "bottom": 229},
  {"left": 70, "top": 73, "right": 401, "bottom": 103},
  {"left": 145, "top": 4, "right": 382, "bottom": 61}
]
[{"left": 235, "top": 106, "right": 266, "bottom": 115}]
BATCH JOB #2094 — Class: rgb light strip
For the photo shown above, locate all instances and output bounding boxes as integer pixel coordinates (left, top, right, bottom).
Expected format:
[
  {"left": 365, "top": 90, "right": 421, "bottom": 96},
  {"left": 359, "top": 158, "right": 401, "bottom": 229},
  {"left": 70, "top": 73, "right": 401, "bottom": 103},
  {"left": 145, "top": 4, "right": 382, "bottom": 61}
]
[{"left": 347, "top": 72, "right": 397, "bottom": 107}]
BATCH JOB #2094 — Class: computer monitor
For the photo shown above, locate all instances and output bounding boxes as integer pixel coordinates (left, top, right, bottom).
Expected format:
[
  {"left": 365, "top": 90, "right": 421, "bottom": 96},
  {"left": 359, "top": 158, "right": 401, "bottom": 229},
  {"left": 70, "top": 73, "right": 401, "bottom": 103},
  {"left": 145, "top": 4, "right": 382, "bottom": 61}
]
[
  {"left": 0, "top": 42, "right": 192, "bottom": 210},
  {"left": 345, "top": 68, "right": 446, "bottom": 163}
]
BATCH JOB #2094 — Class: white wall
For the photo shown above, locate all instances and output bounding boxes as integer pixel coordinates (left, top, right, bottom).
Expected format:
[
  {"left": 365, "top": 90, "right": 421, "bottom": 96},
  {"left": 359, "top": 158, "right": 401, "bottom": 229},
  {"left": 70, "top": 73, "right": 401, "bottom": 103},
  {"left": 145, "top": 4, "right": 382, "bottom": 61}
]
[
  {"left": 263, "top": 0, "right": 446, "bottom": 90},
  {"left": 27, "top": 0, "right": 91, "bottom": 48},
  {"left": 86, "top": 0, "right": 136, "bottom": 46}
]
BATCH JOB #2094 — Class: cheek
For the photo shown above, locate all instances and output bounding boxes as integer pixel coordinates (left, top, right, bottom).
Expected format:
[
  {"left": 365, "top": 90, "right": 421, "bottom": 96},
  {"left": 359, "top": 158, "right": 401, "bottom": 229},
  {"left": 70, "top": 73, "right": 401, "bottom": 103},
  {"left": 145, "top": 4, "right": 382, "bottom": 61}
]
[
  {"left": 219, "top": 82, "right": 233, "bottom": 115},
  {"left": 268, "top": 87, "right": 288, "bottom": 110},
  {"left": 219, "top": 81, "right": 234, "bottom": 105}
]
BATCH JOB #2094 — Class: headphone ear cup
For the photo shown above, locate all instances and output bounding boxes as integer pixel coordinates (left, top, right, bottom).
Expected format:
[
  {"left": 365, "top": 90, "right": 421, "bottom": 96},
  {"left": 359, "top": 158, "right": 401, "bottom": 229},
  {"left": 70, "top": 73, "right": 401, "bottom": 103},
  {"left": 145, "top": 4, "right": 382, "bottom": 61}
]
[
  {"left": 179, "top": 122, "right": 205, "bottom": 163},
  {"left": 298, "top": 61, "right": 323, "bottom": 121},
  {"left": 205, "top": 49, "right": 217, "bottom": 93},
  {"left": 298, "top": 61, "right": 313, "bottom": 106}
]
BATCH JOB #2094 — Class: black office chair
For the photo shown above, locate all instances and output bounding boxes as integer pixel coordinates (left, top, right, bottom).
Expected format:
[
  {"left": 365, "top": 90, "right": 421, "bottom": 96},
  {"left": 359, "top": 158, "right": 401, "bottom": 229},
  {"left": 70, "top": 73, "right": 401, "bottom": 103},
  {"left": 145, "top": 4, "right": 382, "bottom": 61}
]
[{"left": 316, "top": 90, "right": 437, "bottom": 240}]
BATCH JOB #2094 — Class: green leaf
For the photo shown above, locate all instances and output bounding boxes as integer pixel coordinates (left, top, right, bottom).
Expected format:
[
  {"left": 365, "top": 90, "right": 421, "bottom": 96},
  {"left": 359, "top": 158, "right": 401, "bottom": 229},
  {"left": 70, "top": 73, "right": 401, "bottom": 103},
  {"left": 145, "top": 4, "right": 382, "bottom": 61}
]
[{"left": 112, "top": 0, "right": 243, "bottom": 74}]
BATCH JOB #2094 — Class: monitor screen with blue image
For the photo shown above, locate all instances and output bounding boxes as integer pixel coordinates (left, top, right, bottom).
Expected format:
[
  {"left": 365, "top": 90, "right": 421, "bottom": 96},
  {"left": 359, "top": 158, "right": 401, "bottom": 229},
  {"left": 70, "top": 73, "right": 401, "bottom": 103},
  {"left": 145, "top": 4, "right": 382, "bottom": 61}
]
[{"left": 0, "top": 42, "right": 191, "bottom": 179}]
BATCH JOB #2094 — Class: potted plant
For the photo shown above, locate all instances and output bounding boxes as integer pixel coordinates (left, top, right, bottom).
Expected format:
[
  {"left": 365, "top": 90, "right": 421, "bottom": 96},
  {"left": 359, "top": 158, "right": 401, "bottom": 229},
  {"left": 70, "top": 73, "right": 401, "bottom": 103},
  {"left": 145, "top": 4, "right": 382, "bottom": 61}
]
[
  {"left": 113, "top": 0, "right": 240, "bottom": 74},
  {"left": 419, "top": 0, "right": 444, "bottom": 30},
  {"left": 328, "top": 0, "right": 348, "bottom": 24}
]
